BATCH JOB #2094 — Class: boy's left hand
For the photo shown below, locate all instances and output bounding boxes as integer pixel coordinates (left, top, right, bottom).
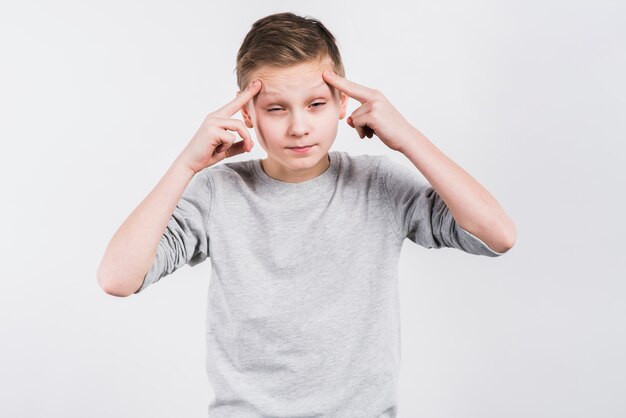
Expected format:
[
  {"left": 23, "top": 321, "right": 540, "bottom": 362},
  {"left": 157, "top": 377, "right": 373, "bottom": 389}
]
[{"left": 322, "top": 70, "right": 416, "bottom": 152}]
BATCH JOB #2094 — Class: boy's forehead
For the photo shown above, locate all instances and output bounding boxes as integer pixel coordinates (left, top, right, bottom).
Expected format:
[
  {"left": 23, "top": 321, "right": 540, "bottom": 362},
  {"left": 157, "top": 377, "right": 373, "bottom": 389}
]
[
  {"left": 259, "top": 80, "right": 328, "bottom": 97},
  {"left": 252, "top": 60, "right": 335, "bottom": 98}
]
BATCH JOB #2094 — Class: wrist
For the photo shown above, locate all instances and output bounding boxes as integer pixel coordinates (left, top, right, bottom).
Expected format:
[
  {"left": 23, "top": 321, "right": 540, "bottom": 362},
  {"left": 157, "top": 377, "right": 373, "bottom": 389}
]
[{"left": 172, "top": 155, "right": 199, "bottom": 177}]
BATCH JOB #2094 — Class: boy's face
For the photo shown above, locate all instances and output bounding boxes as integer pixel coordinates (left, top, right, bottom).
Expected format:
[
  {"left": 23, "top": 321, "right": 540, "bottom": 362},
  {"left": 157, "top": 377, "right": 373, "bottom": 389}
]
[{"left": 238, "top": 58, "right": 348, "bottom": 182}]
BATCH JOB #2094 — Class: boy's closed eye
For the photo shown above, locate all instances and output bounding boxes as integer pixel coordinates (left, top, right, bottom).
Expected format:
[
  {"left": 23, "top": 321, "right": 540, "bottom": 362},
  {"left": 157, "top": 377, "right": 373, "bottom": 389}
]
[{"left": 267, "top": 102, "right": 327, "bottom": 112}]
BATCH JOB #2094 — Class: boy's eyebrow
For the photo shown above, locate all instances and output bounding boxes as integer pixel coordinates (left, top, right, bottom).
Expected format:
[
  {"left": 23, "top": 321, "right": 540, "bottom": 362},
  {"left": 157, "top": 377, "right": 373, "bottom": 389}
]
[{"left": 259, "top": 81, "right": 329, "bottom": 97}]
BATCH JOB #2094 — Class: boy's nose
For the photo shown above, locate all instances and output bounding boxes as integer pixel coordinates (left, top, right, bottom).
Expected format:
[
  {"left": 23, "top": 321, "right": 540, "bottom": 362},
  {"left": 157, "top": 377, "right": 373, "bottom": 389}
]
[{"left": 287, "top": 112, "right": 311, "bottom": 137}]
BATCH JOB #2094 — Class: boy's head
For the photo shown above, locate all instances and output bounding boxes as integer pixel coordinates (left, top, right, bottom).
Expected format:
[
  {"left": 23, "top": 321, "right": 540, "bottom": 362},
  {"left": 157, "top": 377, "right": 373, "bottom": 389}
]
[{"left": 235, "top": 12, "right": 348, "bottom": 182}]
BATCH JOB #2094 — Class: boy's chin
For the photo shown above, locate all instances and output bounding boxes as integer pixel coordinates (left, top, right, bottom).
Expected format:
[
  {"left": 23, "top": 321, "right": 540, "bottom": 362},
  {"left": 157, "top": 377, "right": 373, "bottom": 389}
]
[{"left": 269, "top": 145, "right": 328, "bottom": 160}]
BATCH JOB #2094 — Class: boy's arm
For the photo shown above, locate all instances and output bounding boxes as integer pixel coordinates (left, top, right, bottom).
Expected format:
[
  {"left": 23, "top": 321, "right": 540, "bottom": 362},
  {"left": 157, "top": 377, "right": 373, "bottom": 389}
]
[
  {"left": 321, "top": 70, "right": 515, "bottom": 254},
  {"left": 97, "top": 156, "right": 197, "bottom": 297},
  {"left": 399, "top": 127, "right": 516, "bottom": 254},
  {"left": 97, "top": 79, "right": 261, "bottom": 297}
]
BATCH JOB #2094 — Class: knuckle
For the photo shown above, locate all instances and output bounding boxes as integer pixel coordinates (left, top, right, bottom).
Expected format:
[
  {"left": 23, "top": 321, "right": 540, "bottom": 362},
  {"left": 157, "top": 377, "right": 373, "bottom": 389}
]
[{"left": 204, "top": 117, "right": 219, "bottom": 128}]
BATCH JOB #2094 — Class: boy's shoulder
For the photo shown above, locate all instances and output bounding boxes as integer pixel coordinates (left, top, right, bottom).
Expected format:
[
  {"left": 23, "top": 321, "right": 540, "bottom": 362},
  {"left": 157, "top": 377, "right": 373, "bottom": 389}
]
[
  {"left": 200, "top": 157, "right": 256, "bottom": 185},
  {"left": 338, "top": 150, "right": 384, "bottom": 167},
  {"left": 334, "top": 151, "right": 387, "bottom": 181},
  {"left": 334, "top": 151, "right": 408, "bottom": 183}
]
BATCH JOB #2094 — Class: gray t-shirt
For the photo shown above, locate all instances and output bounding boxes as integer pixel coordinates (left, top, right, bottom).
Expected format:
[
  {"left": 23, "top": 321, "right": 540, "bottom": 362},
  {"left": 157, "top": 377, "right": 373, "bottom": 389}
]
[{"left": 135, "top": 150, "right": 503, "bottom": 417}]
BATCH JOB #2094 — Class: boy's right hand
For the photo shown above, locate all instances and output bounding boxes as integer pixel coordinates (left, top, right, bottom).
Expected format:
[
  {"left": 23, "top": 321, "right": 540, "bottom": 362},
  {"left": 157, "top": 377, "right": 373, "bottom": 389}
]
[{"left": 179, "top": 79, "right": 262, "bottom": 174}]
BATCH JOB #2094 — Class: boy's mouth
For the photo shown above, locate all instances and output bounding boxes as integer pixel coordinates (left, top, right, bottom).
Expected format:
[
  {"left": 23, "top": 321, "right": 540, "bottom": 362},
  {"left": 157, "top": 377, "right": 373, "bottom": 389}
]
[{"left": 287, "top": 145, "right": 315, "bottom": 153}]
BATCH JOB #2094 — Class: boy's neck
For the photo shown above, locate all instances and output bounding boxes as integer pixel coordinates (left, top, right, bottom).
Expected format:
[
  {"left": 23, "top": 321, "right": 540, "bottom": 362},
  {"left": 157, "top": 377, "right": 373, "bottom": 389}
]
[{"left": 260, "top": 153, "right": 330, "bottom": 183}]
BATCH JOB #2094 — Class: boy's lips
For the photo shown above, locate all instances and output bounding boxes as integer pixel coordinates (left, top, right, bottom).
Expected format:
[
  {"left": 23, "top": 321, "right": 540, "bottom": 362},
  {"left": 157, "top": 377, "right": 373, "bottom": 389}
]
[
  {"left": 287, "top": 144, "right": 315, "bottom": 154},
  {"left": 287, "top": 144, "right": 314, "bottom": 148}
]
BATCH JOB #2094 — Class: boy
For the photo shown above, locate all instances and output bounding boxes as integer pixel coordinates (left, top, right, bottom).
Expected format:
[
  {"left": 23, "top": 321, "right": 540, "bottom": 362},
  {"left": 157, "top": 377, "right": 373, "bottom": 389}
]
[{"left": 97, "top": 12, "right": 515, "bottom": 418}]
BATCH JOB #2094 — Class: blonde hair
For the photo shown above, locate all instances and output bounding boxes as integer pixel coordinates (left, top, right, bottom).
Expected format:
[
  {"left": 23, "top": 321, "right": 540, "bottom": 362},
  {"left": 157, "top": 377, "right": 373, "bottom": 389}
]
[{"left": 235, "top": 12, "right": 345, "bottom": 91}]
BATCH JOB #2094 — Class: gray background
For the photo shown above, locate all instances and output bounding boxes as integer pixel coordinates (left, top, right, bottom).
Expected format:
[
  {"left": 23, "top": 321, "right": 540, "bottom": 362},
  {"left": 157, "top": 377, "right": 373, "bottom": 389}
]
[{"left": 1, "top": 0, "right": 624, "bottom": 417}]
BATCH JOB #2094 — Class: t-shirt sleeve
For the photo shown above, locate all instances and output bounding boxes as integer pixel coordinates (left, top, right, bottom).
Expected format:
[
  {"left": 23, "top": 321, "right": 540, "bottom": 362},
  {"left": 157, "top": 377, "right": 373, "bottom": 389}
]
[
  {"left": 377, "top": 155, "right": 504, "bottom": 257},
  {"left": 134, "top": 169, "right": 212, "bottom": 294}
]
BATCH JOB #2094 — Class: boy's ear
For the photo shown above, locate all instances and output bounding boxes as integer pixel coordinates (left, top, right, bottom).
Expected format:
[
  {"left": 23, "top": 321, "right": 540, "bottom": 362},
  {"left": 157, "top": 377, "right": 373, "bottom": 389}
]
[
  {"left": 338, "top": 92, "right": 349, "bottom": 120},
  {"left": 236, "top": 91, "right": 254, "bottom": 128}
]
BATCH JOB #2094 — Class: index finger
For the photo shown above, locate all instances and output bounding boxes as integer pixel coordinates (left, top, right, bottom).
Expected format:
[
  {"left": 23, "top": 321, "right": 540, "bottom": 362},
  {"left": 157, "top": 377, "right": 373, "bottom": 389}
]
[
  {"left": 322, "top": 70, "right": 373, "bottom": 103},
  {"left": 214, "top": 79, "right": 263, "bottom": 117}
]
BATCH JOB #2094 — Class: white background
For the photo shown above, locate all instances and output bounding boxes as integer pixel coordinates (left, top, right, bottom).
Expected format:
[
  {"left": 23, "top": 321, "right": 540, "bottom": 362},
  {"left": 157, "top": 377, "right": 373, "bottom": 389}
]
[{"left": 1, "top": 1, "right": 624, "bottom": 417}]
